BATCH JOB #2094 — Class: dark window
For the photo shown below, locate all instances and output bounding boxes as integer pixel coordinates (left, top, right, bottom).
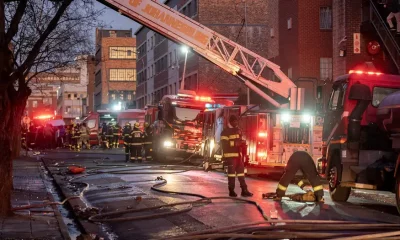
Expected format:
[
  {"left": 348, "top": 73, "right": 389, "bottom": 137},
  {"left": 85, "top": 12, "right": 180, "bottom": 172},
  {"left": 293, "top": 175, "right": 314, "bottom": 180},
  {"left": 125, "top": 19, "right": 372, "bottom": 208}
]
[
  {"left": 320, "top": 7, "right": 332, "bottom": 30},
  {"left": 95, "top": 70, "right": 102, "bottom": 86},
  {"left": 193, "top": 0, "right": 197, "bottom": 15}
]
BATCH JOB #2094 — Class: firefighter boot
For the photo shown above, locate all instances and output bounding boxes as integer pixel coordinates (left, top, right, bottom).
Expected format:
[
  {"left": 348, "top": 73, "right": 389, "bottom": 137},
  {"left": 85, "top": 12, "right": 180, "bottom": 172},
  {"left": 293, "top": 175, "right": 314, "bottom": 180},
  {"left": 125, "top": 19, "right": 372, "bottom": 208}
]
[
  {"left": 229, "top": 189, "right": 237, "bottom": 197},
  {"left": 241, "top": 187, "right": 253, "bottom": 197}
]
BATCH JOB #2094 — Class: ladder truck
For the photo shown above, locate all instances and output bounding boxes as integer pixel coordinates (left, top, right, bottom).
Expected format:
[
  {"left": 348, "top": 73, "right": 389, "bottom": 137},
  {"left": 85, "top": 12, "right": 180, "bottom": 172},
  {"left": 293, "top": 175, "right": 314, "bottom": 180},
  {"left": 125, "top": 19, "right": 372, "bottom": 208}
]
[
  {"left": 97, "top": 0, "right": 322, "bottom": 169},
  {"left": 95, "top": 0, "right": 400, "bottom": 213}
]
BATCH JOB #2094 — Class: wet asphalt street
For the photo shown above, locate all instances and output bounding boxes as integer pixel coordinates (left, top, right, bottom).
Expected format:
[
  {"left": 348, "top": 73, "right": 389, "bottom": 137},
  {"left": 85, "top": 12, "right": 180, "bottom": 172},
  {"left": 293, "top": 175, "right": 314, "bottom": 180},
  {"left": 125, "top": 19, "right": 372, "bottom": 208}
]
[{"left": 38, "top": 150, "right": 400, "bottom": 239}]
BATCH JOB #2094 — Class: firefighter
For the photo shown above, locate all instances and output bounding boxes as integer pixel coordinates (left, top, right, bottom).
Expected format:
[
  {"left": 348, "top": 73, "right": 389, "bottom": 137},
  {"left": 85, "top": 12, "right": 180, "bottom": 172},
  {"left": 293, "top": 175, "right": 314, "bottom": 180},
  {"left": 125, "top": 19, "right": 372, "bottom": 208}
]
[
  {"left": 221, "top": 115, "right": 253, "bottom": 197},
  {"left": 143, "top": 122, "right": 153, "bottom": 161},
  {"left": 73, "top": 123, "right": 81, "bottom": 151},
  {"left": 100, "top": 122, "right": 108, "bottom": 149},
  {"left": 130, "top": 122, "right": 143, "bottom": 162},
  {"left": 66, "top": 125, "right": 73, "bottom": 150},
  {"left": 113, "top": 122, "right": 121, "bottom": 148},
  {"left": 78, "top": 122, "right": 90, "bottom": 150},
  {"left": 265, "top": 151, "right": 324, "bottom": 202},
  {"left": 122, "top": 122, "right": 132, "bottom": 162},
  {"left": 106, "top": 122, "right": 114, "bottom": 149}
]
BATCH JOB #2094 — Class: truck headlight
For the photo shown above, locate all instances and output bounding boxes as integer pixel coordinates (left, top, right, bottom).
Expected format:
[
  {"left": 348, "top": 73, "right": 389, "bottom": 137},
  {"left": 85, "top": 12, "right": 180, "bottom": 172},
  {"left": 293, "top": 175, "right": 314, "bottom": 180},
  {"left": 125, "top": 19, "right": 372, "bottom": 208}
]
[{"left": 163, "top": 140, "right": 173, "bottom": 147}]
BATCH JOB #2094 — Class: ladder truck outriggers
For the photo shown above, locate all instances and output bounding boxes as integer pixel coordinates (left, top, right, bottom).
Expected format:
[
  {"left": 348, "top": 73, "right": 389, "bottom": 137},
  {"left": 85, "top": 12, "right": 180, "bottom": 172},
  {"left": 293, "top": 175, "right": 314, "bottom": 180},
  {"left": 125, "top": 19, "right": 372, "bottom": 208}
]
[{"left": 98, "top": 0, "right": 322, "bottom": 169}]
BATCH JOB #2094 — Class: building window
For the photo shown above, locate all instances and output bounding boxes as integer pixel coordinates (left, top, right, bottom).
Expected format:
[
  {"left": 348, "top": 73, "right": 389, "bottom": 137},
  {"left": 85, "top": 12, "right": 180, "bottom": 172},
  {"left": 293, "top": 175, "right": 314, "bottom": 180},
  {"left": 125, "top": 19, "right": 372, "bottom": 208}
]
[
  {"left": 67, "top": 94, "right": 71, "bottom": 100},
  {"left": 287, "top": 18, "right": 292, "bottom": 29},
  {"left": 109, "top": 31, "right": 116, "bottom": 37},
  {"left": 109, "top": 47, "right": 136, "bottom": 59},
  {"left": 127, "top": 94, "right": 132, "bottom": 100},
  {"left": 320, "top": 58, "right": 333, "bottom": 80},
  {"left": 95, "top": 70, "right": 101, "bottom": 86},
  {"left": 109, "top": 69, "right": 136, "bottom": 81},
  {"left": 74, "top": 93, "right": 77, "bottom": 98},
  {"left": 193, "top": 0, "right": 198, "bottom": 15},
  {"left": 320, "top": 7, "right": 332, "bottom": 30},
  {"left": 32, "top": 101, "right": 38, "bottom": 108},
  {"left": 111, "top": 94, "right": 116, "bottom": 101},
  {"left": 66, "top": 106, "right": 71, "bottom": 113}
]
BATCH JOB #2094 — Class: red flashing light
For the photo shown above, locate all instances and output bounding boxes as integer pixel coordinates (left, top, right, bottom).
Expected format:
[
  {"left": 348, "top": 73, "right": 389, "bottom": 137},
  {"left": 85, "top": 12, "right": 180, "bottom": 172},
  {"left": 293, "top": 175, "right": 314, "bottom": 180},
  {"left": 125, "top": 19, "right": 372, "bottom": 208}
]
[
  {"left": 34, "top": 115, "right": 54, "bottom": 119},
  {"left": 195, "top": 96, "right": 212, "bottom": 102},
  {"left": 258, "top": 132, "right": 268, "bottom": 138},
  {"left": 257, "top": 152, "right": 267, "bottom": 158},
  {"left": 349, "top": 70, "right": 382, "bottom": 76}
]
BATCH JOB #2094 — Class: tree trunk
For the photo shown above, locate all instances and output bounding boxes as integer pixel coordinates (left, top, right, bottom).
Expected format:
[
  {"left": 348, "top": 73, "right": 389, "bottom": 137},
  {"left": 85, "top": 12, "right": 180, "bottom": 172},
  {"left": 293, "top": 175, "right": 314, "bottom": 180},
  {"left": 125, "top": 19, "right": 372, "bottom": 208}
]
[{"left": 0, "top": 86, "right": 28, "bottom": 216}]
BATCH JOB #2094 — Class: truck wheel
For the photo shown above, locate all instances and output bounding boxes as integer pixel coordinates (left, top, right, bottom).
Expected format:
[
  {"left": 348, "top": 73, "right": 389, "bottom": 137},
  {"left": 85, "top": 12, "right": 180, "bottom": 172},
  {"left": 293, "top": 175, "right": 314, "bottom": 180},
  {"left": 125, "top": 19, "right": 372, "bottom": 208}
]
[
  {"left": 328, "top": 153, "right": 351, "bottom": 202},
  {"left": 396, "top": 175, "right": 400, "bottom": 214}
]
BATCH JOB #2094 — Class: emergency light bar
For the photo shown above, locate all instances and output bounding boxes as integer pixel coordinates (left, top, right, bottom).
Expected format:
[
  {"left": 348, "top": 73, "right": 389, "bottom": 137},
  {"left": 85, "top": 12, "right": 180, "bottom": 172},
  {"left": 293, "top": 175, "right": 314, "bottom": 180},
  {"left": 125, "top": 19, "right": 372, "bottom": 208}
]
[{"left": 349, "top": 70, "right": 382, "bottom": 75}]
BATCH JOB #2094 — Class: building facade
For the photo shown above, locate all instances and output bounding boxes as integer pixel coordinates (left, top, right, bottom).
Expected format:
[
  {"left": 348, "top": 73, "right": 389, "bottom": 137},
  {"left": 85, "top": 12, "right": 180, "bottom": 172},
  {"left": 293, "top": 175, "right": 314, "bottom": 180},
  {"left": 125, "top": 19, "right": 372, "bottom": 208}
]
[
  {"left": 94, "top": 28, "right": 137, "bottom": 111},
  {"left": 275, "top": 0, "right": 333, "bottom": 111},
  {"left": 26, "top": 79, "right": 59, "bottom": 120},
  {"left": 135, "top": 0, "right": 278, "bottom": 108}
]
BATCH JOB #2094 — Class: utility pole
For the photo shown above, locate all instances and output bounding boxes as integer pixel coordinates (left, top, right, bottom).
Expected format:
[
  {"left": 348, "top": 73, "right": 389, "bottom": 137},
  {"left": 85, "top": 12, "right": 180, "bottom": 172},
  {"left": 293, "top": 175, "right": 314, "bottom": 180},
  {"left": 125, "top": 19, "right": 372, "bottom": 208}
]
[{"left": 243, "top": 0, "right": 250, "bottom": 105}]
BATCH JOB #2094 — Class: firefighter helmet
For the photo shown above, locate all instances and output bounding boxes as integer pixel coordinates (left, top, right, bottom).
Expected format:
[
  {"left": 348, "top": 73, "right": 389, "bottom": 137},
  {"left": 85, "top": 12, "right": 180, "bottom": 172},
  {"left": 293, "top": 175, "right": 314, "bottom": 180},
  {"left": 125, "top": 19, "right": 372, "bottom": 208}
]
[
  {"left": 134, "top": 122, "right": 140, "bottom": 128},
  {"left": 144, "top": 122, "right": 149, "bottom": 128},
  {"left": 126, "top": 122, "right": 131, "bottom": 126}
]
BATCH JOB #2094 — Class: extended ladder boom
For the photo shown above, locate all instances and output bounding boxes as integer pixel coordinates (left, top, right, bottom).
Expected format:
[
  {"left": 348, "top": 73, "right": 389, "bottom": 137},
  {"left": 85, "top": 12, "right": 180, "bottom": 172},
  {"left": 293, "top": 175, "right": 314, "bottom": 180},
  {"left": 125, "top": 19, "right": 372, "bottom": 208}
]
[{"left": 99, "top": 0, "right": 297, "bottom": 107}]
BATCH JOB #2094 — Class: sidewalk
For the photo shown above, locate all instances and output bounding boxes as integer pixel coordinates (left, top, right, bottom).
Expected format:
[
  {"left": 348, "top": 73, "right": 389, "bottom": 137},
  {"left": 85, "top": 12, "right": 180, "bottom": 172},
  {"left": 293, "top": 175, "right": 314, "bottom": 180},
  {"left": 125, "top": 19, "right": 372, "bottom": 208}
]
[{"left": 0, "top": 157, "right": 69, "bottom": 240}]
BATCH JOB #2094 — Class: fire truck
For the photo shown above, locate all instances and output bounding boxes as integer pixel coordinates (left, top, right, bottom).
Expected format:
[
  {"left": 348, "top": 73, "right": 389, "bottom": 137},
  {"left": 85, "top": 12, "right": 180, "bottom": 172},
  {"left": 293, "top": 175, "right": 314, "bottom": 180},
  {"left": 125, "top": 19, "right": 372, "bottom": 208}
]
[
  {"left": 82, "top": 109, "right": 145, "bottom": 146},
  {"left": 317, "top": 70, "right": 400, "bottom": 213},
  {"left": 145, "top": 90, "right": 214, "bottom": 160},
  {"left": 201, "top": 104, "right": 324, "bottom": 174},
  {"left": 97, "top": 0, "right": 400, "bottom": 212}
]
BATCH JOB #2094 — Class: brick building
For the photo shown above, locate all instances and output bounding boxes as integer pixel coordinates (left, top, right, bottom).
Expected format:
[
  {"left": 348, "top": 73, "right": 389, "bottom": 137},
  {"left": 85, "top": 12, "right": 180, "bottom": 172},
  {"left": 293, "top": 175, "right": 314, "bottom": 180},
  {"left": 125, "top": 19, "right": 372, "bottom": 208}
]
[
  {"left": 135, "top": 0, "right": 278, "bottom": 108},
  {"left": 332, "top": 0, "right": 398, "bottom": 78},
  {"left": 94, "top": 29, "right": 137, "bottom": 111},
  {"left": 276, "top": 0, "right": 333, "bottom": 111}
]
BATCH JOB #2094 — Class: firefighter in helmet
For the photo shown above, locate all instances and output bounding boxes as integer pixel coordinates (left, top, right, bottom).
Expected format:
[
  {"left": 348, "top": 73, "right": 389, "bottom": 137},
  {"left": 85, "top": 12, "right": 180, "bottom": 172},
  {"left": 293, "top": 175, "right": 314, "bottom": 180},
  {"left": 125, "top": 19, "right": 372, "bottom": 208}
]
[
  {"left": 106, "top": 122, "right": 114, "bottom": 149},
  {"left": 73, "top": 123, "right": 81, "bottom": 151},
  {"left": 130, "top": 122, "right": 143, "bottom": 162},
  {"left": 113, "top": 122, "right": 121, "bottom": 148},
  {"left": 143, "top": 122, "right": 153, "bottom": 161},
  {"left": 220, "top": 115, "right": 253, "bottom": 197},
  {"left": 263, "top": 151, "right": 324, "bottom": 202},
  {"left": 78, "top": 122, "right": 90, "bottom": 150},
  {"left": 100, "top": 122, "right": 108, "bottom": 149},
  {"left": 122, "top": 122, "right": 132, "bottom": 162}
]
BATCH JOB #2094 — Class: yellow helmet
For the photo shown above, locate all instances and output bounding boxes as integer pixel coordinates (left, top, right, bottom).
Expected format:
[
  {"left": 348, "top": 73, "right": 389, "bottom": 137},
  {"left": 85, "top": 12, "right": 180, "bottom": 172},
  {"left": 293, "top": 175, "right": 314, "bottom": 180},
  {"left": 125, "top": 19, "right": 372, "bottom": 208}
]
[
  {"left": 144, "top": 122, "right": 149, "bottom": 127},
  {"left": 126, "top": 122, "right": 131, "bottom": 126},
  {"left": 134, "top": 122, "right": 140, "bottom": 128}
]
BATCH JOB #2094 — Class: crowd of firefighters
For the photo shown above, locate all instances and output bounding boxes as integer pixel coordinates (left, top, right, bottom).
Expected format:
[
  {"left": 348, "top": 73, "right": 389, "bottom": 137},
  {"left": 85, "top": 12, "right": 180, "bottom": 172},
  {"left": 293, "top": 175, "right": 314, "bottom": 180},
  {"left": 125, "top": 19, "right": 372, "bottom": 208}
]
[
  {"left": 99, "top": 121, "right": 153, "bottom": 162},
  {"left": 22, "top": 121, "right": 154, "bottom": 162}
]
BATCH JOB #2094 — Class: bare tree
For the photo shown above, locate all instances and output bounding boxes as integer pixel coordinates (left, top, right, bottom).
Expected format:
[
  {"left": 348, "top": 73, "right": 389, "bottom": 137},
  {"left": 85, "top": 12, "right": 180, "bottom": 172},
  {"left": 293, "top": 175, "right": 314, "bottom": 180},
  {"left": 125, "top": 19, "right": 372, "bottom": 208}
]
[{"left": 0, "top": 0, "right": 103, "bottom": 216}]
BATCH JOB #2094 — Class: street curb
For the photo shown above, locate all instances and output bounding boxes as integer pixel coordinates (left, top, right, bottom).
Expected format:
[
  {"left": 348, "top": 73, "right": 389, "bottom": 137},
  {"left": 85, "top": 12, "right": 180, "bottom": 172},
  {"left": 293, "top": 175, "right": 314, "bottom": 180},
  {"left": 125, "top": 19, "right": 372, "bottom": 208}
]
[
  {"left": 37, "top": 160, "right": 72, "bottom": 240},
  {"left": 42, "top": 159, "right": 110, "bottom": 240}
]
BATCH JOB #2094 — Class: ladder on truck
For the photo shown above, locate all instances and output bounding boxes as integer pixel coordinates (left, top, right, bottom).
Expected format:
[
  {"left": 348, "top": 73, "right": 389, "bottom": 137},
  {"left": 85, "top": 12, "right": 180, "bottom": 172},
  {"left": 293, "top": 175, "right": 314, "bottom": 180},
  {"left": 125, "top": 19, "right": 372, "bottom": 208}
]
[{"left": 98, "top": 0, "right": 297, "bottom": 108}]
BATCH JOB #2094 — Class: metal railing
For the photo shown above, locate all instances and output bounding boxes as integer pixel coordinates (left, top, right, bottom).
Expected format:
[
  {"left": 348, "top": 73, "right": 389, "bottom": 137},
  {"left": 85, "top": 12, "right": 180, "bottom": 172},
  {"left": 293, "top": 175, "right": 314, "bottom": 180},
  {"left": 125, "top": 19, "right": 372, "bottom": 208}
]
[{"left": 369, "top": 0, "right": 400, "bottom": 72}]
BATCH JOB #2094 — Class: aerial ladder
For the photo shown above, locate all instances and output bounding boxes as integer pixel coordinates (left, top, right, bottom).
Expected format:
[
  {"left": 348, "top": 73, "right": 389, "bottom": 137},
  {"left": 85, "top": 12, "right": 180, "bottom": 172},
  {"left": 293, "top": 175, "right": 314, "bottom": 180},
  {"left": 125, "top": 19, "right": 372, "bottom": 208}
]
[{"left": 98, "top": 0, "right": 299, "bottom": 108}]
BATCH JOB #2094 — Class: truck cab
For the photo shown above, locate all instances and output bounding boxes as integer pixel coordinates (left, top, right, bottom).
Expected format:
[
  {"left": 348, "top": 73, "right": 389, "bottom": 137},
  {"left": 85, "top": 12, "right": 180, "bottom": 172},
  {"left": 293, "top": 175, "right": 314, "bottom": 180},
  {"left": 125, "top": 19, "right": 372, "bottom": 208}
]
[{"left": 319, "top": 70, "right": 400, "bottom": 213}]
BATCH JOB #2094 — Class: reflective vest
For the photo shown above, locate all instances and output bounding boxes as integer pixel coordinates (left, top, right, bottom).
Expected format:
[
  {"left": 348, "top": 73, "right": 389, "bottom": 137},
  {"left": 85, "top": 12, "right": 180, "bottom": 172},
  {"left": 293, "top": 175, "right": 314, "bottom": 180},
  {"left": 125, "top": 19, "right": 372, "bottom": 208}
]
[
  {"left": 130, "top": 128, "right": 143, "bottom": 146},
  {"left": 220, "top": 127, "right": 242, "bottom": 158}
]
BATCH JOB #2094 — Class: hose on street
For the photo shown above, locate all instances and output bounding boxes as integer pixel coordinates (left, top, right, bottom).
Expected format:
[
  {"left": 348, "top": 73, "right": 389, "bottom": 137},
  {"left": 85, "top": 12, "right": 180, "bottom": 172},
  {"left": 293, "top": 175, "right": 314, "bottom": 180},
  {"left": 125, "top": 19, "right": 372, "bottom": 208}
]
[{"left": 15, "top": 156, "right": 400, "bottom": 240}]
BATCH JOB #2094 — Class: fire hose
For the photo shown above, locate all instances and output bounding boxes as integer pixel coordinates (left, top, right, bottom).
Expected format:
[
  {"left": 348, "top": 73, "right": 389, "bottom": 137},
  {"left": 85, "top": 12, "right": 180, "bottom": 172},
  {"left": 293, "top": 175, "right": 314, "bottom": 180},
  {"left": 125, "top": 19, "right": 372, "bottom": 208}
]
[{"left": 12, "top": 157, "right": 400, "bottom": 240}]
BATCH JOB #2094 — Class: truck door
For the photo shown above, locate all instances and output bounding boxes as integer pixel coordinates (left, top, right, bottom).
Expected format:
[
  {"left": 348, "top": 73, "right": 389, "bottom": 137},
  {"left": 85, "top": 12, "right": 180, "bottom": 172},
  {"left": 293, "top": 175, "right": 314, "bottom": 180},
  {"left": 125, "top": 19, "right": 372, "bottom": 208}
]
[{"left": 323, "top": 81, "right": 347, "bottom": 142}]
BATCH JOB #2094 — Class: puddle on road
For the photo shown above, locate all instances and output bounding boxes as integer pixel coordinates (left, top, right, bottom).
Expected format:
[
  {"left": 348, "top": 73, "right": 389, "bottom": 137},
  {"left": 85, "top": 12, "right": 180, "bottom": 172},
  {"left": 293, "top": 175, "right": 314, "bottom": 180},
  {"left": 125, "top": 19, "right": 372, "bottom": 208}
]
[{"left": 40, "top": 163, "right": 83, "bottom": 240}]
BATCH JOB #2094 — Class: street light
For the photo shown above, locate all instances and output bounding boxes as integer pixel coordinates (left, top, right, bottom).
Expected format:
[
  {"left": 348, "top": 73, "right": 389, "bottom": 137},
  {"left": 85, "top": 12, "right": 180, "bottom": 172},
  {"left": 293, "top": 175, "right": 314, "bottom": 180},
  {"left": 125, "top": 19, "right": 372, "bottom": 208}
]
[{"left": 180, "top": 46, "right": 189, "bottom": 90}]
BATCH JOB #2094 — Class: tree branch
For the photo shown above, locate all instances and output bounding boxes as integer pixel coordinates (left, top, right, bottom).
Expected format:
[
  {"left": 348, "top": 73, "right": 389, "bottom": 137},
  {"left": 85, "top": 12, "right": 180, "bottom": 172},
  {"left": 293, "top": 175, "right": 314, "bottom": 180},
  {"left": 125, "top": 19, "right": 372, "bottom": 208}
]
[
  {"left": 5, "top": 0, "right": 27, "bottom": 44},
  {"left": 15, "top": 0, "right": 73, "bottom": 79}
]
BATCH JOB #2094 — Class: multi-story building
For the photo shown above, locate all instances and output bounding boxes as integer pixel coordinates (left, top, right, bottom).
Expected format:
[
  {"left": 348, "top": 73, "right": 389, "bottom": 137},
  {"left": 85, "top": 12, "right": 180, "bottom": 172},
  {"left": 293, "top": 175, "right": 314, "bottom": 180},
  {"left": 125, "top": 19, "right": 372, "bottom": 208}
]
[
  {"left": 276, "top": 0, "right": 333, "bottom": 111},
  {"left": 56, "top": 63, "right": 89, "bottom": 123},
  {"left": 94, "top": 28, "right": 137, "bottom": 111},
  {"left": 135, "top": 0, "right": 278, "bottom": 108}
]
